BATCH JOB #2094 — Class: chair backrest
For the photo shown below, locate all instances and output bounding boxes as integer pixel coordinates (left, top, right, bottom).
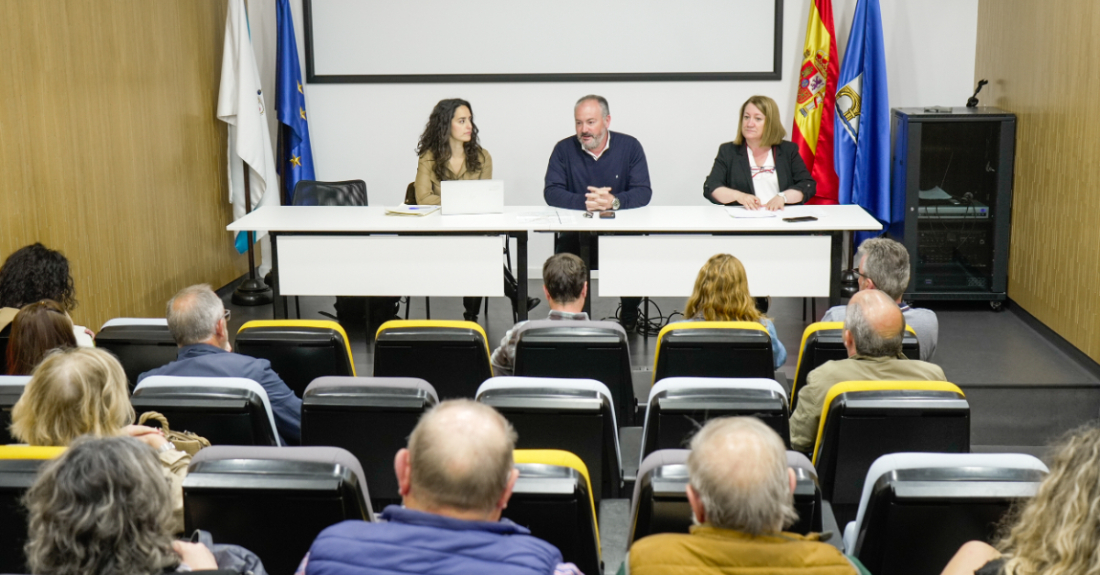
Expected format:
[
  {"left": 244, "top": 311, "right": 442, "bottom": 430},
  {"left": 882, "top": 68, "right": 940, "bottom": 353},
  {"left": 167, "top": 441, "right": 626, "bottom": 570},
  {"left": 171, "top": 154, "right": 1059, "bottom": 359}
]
[
  {"left": 639, "top": 377, "right": 790, "bottom": 461},
  {"left": 507, "top": 450, "right": 601, "bottom": 575},
  {"left": 374, "top": 321, "right": 493, "bottom": 399},
  {"left": 185, "top": 445, "right": 373, "bottom": 575},
  {"left": 514, "top": 319, "right": 635, "bottom": 425},
  {"left": 0, "top": 375, "right": 31, "bottom": 445},
  {"left": 0, "top": 446, "right": 66, "bottom": 574},
  {"left": 132, "top": 376, "right": 281, "bottom": 446},
  {"left": 844, "top": 453, "right": 1047, "bottom": 575},
  {"left": 790, "top": 322, "right": 921, "bottom": 411},
  {"left": 404, "top": 182, "right": 417, "bottom": 205},
  {"left": 628, "top": 449, "right": 822, "bottom": 544},
  {"left": 94, "top": 318, "right": 178, "bottom": 389},
  {"left": 813, "top": 381, "right": 970, "bottom": 527},
  {"left": 301, "top": 376, "right": 437, "bottom": 510},
  {"left": 652, "top": 321, "right": 774, "bottom": 385},
  {"left": 476, "top": 376, "right": 621, "bottom": 503},
  {"left": 235, "top": 320, "right": 355, "bottom": 397},
  {"left": 0, "top": 322, "right": 11, "bottom": 374},
  {"left": 292, "top": 179, "right": 367, "bottom": 206}
]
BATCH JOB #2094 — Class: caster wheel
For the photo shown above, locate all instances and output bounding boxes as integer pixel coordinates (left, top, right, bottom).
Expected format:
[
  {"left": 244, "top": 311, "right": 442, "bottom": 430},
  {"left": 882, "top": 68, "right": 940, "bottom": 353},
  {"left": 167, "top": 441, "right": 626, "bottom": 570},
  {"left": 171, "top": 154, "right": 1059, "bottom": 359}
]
[{"left": 990, "top": 301, "right": 1004, "bottom": 312}]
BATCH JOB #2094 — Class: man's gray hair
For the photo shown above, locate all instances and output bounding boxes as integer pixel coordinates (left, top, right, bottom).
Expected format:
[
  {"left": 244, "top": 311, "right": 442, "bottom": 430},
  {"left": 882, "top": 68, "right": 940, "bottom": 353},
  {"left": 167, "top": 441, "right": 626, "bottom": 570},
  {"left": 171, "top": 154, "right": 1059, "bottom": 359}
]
[
  {"left": 575, "top": 94, "right": 610, "bottom": 118},
  {"left": 846, "top": 291, "right": 905, "bottom": 357},
  {"left": 857, "top": 238, "right": 911, "bottom": 300},
  {"left": 687, "top": 417, "right": 797, "bottom": 535},
  {"left": 166, "top": 284, "right": 223, "bottom": 346}
]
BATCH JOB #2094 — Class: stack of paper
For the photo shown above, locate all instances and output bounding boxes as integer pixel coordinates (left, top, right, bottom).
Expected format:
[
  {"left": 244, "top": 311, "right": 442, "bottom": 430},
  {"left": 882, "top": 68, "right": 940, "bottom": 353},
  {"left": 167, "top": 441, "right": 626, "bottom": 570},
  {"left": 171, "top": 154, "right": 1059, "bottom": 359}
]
[{"left": 386, "top": 205, "right": 440, "bottom": 216}]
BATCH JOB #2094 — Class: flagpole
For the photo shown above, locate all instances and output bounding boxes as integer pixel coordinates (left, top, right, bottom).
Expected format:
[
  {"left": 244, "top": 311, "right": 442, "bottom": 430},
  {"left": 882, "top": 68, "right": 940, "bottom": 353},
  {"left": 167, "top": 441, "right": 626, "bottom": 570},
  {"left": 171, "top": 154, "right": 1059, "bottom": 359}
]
[{"left": 232, "top": 161, "right": 274, "bottom": 306}]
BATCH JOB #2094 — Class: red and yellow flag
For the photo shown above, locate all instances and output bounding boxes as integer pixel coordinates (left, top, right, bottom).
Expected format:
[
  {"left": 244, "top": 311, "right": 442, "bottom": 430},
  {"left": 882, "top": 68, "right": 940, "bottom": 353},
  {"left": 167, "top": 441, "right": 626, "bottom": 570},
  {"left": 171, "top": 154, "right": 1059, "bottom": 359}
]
[{"left": 792, "top": 0, "right": 840, "bottom": 205}]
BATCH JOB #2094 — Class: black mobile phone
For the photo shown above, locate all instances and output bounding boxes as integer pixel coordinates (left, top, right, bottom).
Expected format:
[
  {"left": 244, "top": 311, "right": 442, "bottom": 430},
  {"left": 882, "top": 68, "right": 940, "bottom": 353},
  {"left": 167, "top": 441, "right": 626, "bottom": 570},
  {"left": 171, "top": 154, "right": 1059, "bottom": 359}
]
[
  {"left": 599, "top": 211, "right": 616, "bottom": 219},
  {"left": 783, "top": 216, "right": 818, "bottom": 223}
]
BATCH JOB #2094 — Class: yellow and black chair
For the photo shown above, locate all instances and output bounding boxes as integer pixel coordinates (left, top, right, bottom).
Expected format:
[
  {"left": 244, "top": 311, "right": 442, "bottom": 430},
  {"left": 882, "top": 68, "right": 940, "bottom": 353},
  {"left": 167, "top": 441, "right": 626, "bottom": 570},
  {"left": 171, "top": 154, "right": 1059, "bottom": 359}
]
[
  {"left": 373, "top": 320, "right": 493, "bottom": 399},
  {"left": 0, "top": 446, "right": 66, "bottom": 574},
  {"left": 812, "top": 381, "right": 970, "bottom": 527},
  {"left": 652, "top": 321, "right": 774, "bottom": 385},
  {"left": 95, "top": 318, "right": 179, "bottom": 389},
  {"left": 506, "top": 450, "right": 601, "bottom": 575},
  {"left": 790, "top": 322, "right": 921, "bottom": 411},
  {"left": 235, "top": 320, "right": 355, "bottom": 397}
]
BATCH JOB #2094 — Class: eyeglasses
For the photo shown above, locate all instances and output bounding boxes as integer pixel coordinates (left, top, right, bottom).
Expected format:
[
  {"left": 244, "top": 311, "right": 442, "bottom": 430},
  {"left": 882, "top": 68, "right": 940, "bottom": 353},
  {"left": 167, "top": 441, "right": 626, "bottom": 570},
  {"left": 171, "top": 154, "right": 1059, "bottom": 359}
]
[{"left": 222, "top": 309, "right": 231, "bottom": 322}]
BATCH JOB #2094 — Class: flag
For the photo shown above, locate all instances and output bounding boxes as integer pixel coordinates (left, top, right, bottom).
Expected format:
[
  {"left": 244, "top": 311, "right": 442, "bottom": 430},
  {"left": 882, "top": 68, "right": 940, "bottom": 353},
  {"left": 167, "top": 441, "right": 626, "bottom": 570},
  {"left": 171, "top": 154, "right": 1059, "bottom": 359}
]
[
  {"left": 835, "top": 0, "right": 894, "bottom": 242},
  {"left": 217, "top": 0, "right": 280, "bottom": 254},
  {"left": 276, "top": 0, "right": 315, "bottom": 205},
  {"left": 792, "top": 0, "right": 840, "bottom": 205}
]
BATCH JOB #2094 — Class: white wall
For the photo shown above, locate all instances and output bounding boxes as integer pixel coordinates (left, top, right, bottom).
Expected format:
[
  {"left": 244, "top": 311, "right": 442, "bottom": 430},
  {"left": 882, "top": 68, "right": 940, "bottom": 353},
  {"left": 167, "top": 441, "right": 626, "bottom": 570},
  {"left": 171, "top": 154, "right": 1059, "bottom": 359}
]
[{"left": 248, "top": 0, "right": 979, "bottom": 276}]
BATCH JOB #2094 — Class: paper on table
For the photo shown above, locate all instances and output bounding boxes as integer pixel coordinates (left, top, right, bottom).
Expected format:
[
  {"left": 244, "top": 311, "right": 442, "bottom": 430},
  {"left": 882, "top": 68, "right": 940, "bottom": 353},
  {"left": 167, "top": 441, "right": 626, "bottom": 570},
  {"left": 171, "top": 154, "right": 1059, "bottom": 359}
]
[
  {"left": 726, "top": 207, "right": 778, "bottom": 219},
  {"left": 386, "top": 205, "right": 440, "bottom": 216}
]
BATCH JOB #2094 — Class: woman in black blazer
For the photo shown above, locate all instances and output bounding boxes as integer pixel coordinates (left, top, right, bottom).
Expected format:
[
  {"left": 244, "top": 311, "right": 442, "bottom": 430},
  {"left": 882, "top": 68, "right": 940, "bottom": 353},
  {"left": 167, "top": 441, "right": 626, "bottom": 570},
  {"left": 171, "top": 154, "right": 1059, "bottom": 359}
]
[{"left": 703, "top": 95, "right": 816, "bottom": 210}]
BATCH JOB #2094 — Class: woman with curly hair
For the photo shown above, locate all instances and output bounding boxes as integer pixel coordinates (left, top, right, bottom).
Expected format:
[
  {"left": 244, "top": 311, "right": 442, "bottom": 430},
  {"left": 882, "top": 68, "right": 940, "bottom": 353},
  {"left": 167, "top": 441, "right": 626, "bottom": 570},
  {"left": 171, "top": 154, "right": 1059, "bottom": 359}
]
[
  {"left": 940, "top": 425, "right": 1100, "bottom": 575},
  {"left": 683, "top": 253, "right": 786, "bottom": 369},
  {"left": 23, "top": 436, "right": 223, "bottom": 574},
  {"left": 412, "top": 99, "right": 537, "bottom": 322},
  {"left": 0, "top": 243, "right": 93, "bottom": 349},
  {"left": 6, "top": 300, "right": 78, "bottom": 375}
]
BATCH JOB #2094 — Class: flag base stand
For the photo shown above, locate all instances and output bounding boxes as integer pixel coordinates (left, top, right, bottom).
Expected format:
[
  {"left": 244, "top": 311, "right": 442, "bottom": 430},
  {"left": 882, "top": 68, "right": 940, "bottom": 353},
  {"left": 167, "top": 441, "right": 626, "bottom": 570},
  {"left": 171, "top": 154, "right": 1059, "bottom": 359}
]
[{"left": 232, "top": 278, "right": 273, "bottom": 306}]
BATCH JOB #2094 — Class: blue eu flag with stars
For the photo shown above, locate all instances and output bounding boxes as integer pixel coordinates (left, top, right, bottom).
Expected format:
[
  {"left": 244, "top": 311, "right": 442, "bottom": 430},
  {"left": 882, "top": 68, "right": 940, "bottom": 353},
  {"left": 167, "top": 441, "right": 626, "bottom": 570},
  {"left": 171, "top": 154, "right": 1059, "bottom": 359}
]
[{"left": 276, "top": 0, "right": 314, "bottom": 205}]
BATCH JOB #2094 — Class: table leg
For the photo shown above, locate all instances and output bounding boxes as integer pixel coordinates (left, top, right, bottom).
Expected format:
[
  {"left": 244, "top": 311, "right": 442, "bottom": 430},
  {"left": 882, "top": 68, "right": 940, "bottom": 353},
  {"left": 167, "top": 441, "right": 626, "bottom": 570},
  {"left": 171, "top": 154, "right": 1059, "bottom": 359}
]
[
  {"left": 271, "top": 233, "right": 285, "bottom": 319},
  {"left": 516, "top": 232, "right": 529, "bottom": 321},
  {"left": 579, "top": 232, "right": 592, "bottom": 316},
  {"left": 829, "top": 231, "right": 843, "bottom": 308}
]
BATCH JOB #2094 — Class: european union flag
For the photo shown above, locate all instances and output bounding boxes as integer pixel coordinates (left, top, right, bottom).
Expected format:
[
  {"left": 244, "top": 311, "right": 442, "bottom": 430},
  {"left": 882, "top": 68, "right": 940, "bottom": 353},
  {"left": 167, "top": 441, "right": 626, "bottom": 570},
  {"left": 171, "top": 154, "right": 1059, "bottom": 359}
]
[
  {"left": 276, "top": 0, "right": 314, "bottom": 205},
  {"left": 834, "top": 0, "right": 895, "bottom": 243}
]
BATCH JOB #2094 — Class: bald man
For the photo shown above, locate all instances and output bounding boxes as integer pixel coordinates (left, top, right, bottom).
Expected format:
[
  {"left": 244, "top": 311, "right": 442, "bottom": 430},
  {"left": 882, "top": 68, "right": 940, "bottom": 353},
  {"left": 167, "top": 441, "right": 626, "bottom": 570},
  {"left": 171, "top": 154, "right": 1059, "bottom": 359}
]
[
  {"left": 789, "top": 290, "right": 946, "bottom": 453},
  {"left": 298, "top": 400, "right": 583, "bottom": 575},
  {"left": 628, "top": 417, "right": 862, "bottom": 575}
]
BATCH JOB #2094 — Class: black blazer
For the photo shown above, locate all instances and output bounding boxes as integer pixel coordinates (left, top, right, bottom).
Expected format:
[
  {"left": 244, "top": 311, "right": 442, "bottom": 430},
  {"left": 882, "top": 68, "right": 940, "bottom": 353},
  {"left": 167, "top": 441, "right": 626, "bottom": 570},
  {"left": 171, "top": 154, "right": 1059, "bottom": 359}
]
[{"left": 703, "top": 140, "right": 816, "bottom": 205}]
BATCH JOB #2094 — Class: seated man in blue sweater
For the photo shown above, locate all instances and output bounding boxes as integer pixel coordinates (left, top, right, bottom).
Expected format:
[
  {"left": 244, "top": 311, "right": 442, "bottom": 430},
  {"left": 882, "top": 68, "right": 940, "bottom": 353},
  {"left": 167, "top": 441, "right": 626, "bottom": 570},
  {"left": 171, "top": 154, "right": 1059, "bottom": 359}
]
[
  {"left": 138, "top": 284, "right": 302, "bottom": 445},
  {"left": 545, "top": 94, "right": 652, "bottom": 331},
  {"left": 296, "top": 400, "right": 582, "bottom": 575}
]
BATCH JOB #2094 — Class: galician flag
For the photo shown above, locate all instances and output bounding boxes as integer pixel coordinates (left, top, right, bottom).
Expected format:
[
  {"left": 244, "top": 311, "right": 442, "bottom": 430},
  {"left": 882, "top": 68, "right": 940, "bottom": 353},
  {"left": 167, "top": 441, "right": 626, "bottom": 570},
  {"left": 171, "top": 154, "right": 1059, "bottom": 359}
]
[
  {"left": 792, "top": 0, "right": 840, "bottom": 205},
  {"left": 217, "top": 0, "right": 280, "bottom": 254}
]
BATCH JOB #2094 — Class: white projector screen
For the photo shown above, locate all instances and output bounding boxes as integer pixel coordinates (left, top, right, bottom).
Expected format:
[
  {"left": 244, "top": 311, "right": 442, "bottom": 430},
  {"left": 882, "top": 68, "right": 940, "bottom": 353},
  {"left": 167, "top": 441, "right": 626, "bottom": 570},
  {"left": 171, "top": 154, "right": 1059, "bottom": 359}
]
[{"left": 305, "top": 0, "right": 783, "bottom": 82}]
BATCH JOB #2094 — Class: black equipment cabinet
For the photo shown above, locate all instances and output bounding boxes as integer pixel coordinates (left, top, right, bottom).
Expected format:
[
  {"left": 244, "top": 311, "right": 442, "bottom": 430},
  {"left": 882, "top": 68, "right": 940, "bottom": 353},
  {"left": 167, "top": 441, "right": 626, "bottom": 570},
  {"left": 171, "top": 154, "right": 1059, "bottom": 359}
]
[{"left": 891, "top": 107, "right": 1015, "bottom": 305}]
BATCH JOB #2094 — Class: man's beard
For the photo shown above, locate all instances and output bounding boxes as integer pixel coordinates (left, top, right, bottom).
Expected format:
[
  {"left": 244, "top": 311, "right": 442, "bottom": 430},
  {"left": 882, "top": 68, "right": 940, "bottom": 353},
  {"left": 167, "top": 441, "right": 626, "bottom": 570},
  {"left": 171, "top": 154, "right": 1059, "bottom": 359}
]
[{"left": 578, "top": 130, "right": 606, "bottom": 151}]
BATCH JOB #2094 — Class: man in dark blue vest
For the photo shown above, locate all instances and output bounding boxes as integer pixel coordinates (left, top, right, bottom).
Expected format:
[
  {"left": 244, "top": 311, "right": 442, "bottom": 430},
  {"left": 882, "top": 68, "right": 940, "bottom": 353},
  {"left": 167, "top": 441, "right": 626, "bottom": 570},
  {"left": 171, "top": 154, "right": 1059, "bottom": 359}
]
[{"left": 297, "top": 400, "right": 583, "bottom": 575}]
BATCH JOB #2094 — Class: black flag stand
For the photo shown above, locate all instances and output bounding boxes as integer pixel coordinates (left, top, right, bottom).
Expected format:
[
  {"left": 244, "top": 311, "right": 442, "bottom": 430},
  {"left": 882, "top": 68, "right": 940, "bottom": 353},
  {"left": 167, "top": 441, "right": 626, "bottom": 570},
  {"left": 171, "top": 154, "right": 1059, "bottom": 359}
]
[{"left": 232, "top": 163, "right": 274, "bottom": 306}]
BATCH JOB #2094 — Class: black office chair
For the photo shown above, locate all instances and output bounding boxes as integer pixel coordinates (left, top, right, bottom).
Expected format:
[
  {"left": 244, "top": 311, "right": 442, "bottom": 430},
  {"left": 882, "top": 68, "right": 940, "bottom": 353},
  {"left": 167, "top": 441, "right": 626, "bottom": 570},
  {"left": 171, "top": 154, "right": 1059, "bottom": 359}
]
[
  {"left": 843, "top": 453, "right": 1047, "bottom": 575},
  {"left": 513, "top": 320, "right": 635, "bottom": 425},
  {"left": 639, "top": 377, "right": 791, "bottom": 460},
  {"left": 234, "top": 320, "right": 355, "bottom": 397},
  {"left": 184, "top": 446, "right": 373, "bottom": 575},
  {"left": 652, "top": 321, "right": 775, "bottom": 385},
  {"left": 94, "top": 318, "right": 179, "bottom": 389},
  {"left": 0, "top": 446, "right": 66, "bottom": 575},
  {"left": 0, "top": 322, "right": 11, "bottom": 375},
  {"left": 373, "top": 320, "right": 493, "bottom": 399},
  {"left": 131, "top": 376, "right": 282, "bottom": 446},
  {"left": 0, "top": 375, "right": 31, "bottom": 445},
  {"left": 301, "top": 376, "right": 437, "bottom": 510},
  {"left": 477, "top": 376, "right": 622, "bottom": 503},
  {"left": 293, "top": 179, "right": 367, "bottom": 207}
]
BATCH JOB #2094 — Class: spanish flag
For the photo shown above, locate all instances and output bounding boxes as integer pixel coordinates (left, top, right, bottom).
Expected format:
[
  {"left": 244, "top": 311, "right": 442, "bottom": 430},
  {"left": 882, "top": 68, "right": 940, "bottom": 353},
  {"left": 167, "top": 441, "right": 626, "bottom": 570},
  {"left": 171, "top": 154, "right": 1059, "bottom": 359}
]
[{"left": 792, "top": 0, "right": 840, "bottom": 205}]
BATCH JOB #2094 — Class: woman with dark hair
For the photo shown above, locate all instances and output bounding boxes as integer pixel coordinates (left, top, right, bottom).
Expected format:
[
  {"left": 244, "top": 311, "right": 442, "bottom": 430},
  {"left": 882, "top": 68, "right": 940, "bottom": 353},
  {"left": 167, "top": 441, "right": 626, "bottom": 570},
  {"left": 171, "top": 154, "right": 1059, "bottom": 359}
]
[
  {"left": 413, "top": 99, "right": 537, "bottom": 322},
  {"left": 23, "top": 436, "right": 230, "bottom": 574},
  {"left": 6, "top": 300, "right": 78, "bottom": 375},
  {"left": 0, "top": 243, "right": 93, "bottom": 348}
]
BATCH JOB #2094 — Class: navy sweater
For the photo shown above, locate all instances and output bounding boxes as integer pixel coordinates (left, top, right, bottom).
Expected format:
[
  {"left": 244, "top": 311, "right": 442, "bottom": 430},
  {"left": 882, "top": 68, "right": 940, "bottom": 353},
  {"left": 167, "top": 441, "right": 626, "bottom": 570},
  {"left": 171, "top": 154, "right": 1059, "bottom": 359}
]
[{"left": 543, "top": 131, "right": 652, "bottom": 210}]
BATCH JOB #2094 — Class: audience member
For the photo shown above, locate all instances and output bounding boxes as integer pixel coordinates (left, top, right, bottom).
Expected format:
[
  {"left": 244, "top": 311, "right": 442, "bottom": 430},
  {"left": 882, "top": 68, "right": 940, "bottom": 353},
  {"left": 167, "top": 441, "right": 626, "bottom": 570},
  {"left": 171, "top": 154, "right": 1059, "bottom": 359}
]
[
  {"left": 0, "top": 242, "right": 93, "bottom": 346},
  {"left": 296, "top": 399, "right": 582, "bottom": 575},
  {"left": 940, "top": 425, "right": 1100, "bottom": 575},
  {"left": 626, "top": 417, "right": 863, "bottom": 575},
  {"left": 821, "top": 237, "right": 938, "bottom": 360},
  {"left": 10, "top": 347, "right": 191, "bottom": 532},
  {"left": 789, "top": 289, "right": 946, "bottom": 453},
  {"left": 684, "top": 253, "right": 787, "bottom": 370},
  {"left": 138, "top": 284, "right": 302, "bottom": 444},
  {"left": 6, "top": 300, "right": 78, "bottom": 374},
  {"left": 23, "top": 436, "right": 226, "bottom": 574},
  {"left": 491, "top": 253, "right": 590, "bottom": 376}
]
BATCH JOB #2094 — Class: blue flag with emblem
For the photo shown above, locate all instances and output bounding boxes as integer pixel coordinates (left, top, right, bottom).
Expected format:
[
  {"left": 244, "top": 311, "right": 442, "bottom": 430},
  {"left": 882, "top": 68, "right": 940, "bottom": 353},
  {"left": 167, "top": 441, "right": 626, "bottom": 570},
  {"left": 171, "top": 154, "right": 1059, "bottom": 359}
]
[
  {"left": 276, "top": 0, "right": 315, "bottom": 205},
  {"left": 834, "top": 0, "right": 894, "bottom": 242}
]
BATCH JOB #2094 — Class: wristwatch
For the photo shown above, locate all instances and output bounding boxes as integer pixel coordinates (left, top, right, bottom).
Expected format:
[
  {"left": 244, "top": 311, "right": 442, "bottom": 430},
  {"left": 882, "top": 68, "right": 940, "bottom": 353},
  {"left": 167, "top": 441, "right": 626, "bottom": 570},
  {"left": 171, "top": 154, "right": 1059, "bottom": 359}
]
[
  {"left": 611, "top": 196, "right": 621, "bottom": 210},
  {"left": 778, "top": 191, "right": 787, "bottom": 204}
]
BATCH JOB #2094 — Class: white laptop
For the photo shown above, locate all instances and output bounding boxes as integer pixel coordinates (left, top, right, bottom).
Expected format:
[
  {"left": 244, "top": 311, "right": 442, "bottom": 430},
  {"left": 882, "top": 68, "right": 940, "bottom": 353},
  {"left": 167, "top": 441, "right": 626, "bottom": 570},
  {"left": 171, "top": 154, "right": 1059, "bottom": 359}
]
[{"left": 441, "top": 180, "right": 505, "bottom": 215}]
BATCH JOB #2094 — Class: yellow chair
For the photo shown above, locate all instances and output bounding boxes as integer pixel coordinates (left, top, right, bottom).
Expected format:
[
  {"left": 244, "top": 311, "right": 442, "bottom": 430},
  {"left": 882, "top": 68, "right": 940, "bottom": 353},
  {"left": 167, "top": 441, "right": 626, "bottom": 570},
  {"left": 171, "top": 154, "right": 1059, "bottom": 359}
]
[
  {"left": 235, "top": 320, "right": 355, "bottom": 397},
  {"left": 508, "top": 450, "right": 600, "bottom": 575},
  {"left": 373, "top": 320, "right": 492, "bottom": 399},
  {"left": 0, "top": 445, "right": 65, "bottom": 574},
  {"left": 652, "top": 321, "right": 774, "bottom": 385}
]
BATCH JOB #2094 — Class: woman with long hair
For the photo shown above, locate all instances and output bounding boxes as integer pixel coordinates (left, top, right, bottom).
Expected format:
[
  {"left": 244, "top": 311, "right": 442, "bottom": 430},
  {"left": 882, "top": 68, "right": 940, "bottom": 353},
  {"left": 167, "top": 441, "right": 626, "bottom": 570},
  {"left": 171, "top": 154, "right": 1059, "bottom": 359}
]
[
  {"left": 940, "top": 425, "right": 1100, "bottom": 575},
  {"left": 684, "top": 254, "right": 787, "bottom": 369},
  {"left": 6, "top": 300, "right": 78, "bottom": 375},
  {"left": 0, "top": 243, "right": 93, "bottom": 348},
  {"left": 413, "top": 98, "right": 537, "bottom": 322}
]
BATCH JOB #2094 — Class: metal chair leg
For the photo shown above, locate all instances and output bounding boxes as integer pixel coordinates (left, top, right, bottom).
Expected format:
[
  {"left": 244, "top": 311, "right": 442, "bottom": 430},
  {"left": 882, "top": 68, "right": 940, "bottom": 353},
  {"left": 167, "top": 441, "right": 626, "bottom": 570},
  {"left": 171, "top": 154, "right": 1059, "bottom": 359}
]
[{"left": 425, "top": 297, "right": 431, "bottom": 320}]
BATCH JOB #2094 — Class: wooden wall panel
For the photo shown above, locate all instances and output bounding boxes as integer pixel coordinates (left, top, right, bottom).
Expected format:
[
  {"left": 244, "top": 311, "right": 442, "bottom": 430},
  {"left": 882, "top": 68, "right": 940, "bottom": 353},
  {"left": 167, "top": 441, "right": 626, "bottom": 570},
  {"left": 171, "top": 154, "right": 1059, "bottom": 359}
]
[
  {"left": 0, "top": 0, "right": 246, "bottom": 331},
  {"left": 976, "top": 0, "right": 1100, "bottom": 363}
]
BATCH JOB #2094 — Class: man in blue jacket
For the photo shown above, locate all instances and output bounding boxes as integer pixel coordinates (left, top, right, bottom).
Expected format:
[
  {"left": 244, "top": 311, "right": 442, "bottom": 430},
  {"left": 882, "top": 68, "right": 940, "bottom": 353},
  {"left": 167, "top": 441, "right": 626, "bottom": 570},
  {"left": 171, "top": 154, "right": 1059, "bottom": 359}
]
[
  {"left": 544, "top": 95, "right": 651, "bottom": 331},
  {"left": 138, "top": 284, "right": 302, "bottom": 445},
  {"left": 297, "top": 400, "right": 582, "bottom": 575}
]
